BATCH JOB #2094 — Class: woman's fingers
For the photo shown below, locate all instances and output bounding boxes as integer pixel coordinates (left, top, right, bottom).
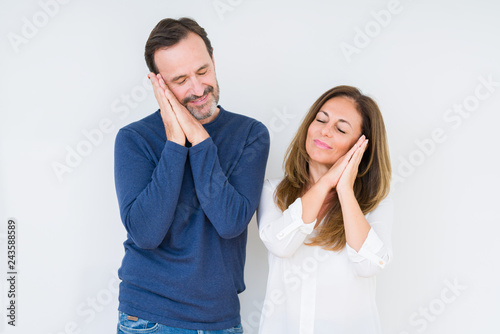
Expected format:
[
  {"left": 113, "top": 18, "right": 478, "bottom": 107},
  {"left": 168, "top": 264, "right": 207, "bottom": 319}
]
[
  {"left": 338, "top": 134, "right": 366, "bottom": 168},
  {"left": 348, "top": 139, "right": 369, "bottom": 170},
  {"left": 321, "top": 136, "right": 369, "bottom": 189},
  {"left": 342, "top": 138, "right": 368, "bottom": 174},
  {"left": 337, "top": 135, "right": 366, "bottom": 169},
  {"left": 348, "top": 135, "right": 366, "bottom": 157},
  {"left": 336, "top": 139, "right": 369, "bottom": 191}
]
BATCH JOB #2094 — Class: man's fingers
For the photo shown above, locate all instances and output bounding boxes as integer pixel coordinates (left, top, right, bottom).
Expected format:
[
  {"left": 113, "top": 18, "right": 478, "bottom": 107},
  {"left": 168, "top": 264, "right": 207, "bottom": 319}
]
[
  {"left": 149, "top": 73, "right": 164, "bottom": 101},
  {"left": 154, "top": 74, "right": 191, "bottom": 118},
  {"left": 149, "top": 73, "right": 175, "bottom": 119},
  {"left": 157, "top": 74, "right": 166, "bottom": 88},
  {"left": 156, "top": 74, "right": 175, "bottom": 101},
  {"left": 157, "top": 74, "right": 174, "bottom": 108},
  {"left": 163, "top": 86, "right": 184, "bottom": 110}
]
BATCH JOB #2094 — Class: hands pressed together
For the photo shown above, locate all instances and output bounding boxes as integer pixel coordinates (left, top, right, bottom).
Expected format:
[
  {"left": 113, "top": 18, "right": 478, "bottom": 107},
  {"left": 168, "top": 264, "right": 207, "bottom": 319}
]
[
  {"left": 301, "top": 135, "right": 369, "bottom": 225},
  {"left": 149, "top": 72, "right": 209, "bottom": 146},
  {"left": 321, "top": 135, "right": 369, "bottom": 194},
  {"left": 150, "top": 67, "right": 367, "bottom": 193}
]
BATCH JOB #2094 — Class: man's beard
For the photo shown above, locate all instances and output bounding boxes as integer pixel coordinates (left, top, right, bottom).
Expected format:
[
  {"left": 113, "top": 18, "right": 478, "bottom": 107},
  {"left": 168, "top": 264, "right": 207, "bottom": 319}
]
[{"left": 182, "top": 82, "right": 220, "bottom": 121}]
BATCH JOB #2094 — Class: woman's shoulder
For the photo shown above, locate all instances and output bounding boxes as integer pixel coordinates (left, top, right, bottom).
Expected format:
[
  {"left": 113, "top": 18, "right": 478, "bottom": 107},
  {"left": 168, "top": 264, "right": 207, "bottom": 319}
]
[
  {"left": 378, "top": 192, "right": 394, "bottom": 207},
  {"left": 365, "top": 192, "right": 394, "bottom": 219}
]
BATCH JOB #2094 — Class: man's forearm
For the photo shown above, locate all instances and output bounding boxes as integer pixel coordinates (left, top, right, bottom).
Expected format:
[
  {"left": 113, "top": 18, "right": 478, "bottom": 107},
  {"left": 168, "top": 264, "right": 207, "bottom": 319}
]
[
  {"left": 115, "top": 130, "right": 188, "bottom": 249},
  {"left": 189, "top": 125, "right": 270, "bottom": 239}
]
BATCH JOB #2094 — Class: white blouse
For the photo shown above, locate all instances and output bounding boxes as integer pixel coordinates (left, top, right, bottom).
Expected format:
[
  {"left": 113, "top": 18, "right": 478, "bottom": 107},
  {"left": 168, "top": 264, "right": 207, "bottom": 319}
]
[{"left": 257, "top": 179, "right": 393, "bottom": 334}]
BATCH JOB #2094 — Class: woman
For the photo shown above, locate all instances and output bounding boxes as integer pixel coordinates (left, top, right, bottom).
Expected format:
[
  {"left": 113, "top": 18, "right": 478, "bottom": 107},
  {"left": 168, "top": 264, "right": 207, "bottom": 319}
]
[{"left": 257, "top": 85, "right": 393, "bottom": 334}]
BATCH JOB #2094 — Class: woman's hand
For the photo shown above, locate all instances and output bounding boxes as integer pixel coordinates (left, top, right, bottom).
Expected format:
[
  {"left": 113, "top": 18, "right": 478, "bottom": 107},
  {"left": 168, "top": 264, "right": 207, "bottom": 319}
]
[
  {"left": 336, "top": 138, "right": 370, "bottom": 252},
  {"left": 319, "top": 135, "right": 366, "bottom": 189},
  {"left": 149, "top": 73, "right": 185, "bottom": 145},
  {"left": 336, "top": 137, "right": 369, "bottom": 195},
  {"left": 301, "top": 135, "right": 367, "bottom": 225}
]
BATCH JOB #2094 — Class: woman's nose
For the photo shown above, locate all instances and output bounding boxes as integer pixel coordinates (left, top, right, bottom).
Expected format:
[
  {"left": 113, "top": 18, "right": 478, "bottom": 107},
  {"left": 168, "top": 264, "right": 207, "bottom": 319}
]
[{"left": 320, "top": 125, "right": 333, "bottom": 137}]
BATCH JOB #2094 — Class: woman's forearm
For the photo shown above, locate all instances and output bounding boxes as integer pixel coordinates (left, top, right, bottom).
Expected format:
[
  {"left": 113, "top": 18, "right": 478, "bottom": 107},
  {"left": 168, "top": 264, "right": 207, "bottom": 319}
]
[
  {"left": 301, "top": 180, "right": 331, "bottom": 224},
  {"left": 337, "top": 188, "right": 370, "bottom": 252}
]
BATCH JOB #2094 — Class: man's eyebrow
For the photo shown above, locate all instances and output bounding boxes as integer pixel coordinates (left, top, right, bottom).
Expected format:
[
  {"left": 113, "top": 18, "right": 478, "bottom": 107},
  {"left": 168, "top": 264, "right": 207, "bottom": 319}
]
[
  {"left": 170, "top": 64, "right": 210, "bottom": 83},
  {"left": 171, "top": 74, "right": 186, "bottom": 83},
  {"left": 197, "top": 64, "right": 209, "bottom": 71}
]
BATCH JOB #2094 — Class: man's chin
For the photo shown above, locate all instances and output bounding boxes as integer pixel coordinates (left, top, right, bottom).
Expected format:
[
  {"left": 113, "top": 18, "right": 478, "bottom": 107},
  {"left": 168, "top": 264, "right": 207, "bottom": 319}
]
[{"left": 186, "top": 100, "right": 218, "bottom": 121}]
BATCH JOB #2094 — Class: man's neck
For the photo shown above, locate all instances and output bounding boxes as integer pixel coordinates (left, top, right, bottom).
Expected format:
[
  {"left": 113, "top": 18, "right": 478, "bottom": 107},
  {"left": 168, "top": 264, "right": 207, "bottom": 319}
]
[{"left": 199, "top": 107, "right": 220, "bottom": 125}]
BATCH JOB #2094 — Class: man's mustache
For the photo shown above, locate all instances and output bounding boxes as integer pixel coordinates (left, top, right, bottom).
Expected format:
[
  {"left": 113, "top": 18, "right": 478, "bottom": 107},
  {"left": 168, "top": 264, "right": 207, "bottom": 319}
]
[{"left": 182, "top": 86, "right": 214, "bottom": 104}]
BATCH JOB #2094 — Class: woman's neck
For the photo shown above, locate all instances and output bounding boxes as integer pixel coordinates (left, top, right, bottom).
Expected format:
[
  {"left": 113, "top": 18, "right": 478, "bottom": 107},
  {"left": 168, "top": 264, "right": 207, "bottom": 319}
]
[{"left": 308, "top": 161, "right": 331, "bottom": 184}]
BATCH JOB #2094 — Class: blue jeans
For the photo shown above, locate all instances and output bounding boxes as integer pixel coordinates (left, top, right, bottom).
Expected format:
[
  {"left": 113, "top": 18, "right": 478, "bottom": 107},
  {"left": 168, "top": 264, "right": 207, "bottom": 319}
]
[{"left": 117, "top": 312, "right": 244, "bottom": 334}]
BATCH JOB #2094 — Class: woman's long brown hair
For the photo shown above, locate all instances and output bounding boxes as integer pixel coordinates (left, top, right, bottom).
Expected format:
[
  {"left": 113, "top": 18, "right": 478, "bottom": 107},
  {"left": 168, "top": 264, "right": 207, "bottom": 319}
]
[{"left": 274, "top": 85, "right": 391, "bottom": 251}]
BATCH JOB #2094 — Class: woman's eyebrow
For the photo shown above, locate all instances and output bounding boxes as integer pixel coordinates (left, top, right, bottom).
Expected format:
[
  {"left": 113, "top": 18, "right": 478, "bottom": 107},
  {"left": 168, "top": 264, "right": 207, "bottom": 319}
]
[
  {"left": 319, "top": 111, "right": 352, "bottom": 128},
  {"left": 337, "top": 119, "right": 352, "bottom": 128}
]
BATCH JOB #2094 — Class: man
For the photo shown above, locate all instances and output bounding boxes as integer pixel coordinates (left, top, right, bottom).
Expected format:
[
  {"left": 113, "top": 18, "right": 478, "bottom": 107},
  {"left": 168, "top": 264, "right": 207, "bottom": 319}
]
[{"left": 114, "top": 18, "right": 269, "bottom": 333}]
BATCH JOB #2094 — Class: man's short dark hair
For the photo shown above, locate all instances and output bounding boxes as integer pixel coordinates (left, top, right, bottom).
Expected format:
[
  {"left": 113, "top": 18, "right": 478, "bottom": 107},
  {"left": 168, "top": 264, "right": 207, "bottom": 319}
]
[{"left": 145, "top": 17, "right": 213, "bottom": 74}]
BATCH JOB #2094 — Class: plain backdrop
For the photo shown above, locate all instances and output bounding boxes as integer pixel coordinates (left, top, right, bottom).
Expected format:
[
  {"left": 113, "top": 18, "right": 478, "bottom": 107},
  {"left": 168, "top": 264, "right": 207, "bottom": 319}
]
[{"left": 1, "top": 0, "right": 499, "bottom": 333}]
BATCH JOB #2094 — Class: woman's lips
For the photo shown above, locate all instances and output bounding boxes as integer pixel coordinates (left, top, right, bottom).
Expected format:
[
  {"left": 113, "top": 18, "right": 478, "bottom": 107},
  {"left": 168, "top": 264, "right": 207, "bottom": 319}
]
[{"left": 314, "top": 139, "right": 332, "bottom": 149}]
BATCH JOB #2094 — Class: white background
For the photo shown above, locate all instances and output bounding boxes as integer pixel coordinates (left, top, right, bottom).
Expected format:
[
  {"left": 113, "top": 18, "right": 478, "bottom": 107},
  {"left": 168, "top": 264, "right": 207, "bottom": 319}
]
[{"left": 1, "top": 0, "right": 499, "bottom": 333}]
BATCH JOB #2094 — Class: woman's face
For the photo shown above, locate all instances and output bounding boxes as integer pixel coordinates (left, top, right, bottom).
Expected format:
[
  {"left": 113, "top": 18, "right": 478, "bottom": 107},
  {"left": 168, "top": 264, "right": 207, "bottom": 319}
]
[{"left": 306, "top": 96, "right": 363, "bottom": 168}]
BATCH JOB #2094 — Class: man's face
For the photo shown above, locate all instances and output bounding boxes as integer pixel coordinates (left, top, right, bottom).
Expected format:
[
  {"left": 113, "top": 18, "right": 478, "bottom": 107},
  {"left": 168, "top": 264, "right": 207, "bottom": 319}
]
[{"left": 154, "top": 32, "right": 220, "bottom": 123}]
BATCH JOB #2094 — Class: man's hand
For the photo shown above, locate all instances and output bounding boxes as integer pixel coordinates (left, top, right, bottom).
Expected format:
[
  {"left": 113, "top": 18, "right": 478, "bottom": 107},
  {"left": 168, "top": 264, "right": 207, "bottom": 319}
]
[
  {"left": 149, "top": 72, "right": 185, "bottom": 145},
  {"left": 159, "top": 76, "right": 210, "bottom": 146}
]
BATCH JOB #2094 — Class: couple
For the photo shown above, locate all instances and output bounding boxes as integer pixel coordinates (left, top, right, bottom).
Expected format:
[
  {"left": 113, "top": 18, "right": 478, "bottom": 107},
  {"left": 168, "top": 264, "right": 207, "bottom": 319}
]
[{"left": 114, "top": 17, "right": 393, "bottom": 334}]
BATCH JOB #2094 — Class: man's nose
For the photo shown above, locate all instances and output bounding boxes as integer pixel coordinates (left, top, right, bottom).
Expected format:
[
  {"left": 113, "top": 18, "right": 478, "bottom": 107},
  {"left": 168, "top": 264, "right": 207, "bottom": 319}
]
[{"left": 190, "top": 77, "right": 205, "bottom": 97}]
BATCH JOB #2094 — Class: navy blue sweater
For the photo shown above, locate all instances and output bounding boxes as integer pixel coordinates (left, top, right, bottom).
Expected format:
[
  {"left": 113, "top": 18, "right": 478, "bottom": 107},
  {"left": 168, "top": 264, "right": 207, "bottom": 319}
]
[{"left": 114, "top": 106, "right": 270, "bottom": 330}]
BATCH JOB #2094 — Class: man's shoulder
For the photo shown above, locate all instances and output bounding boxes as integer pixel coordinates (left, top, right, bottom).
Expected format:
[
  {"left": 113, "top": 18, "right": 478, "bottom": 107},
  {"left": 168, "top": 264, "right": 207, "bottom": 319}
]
[
  {"left": 220, "top": 106, "right": 268, "bottom": 135},
  {"left": 119, "top": 110, "right": 162, "bottom": 135}
]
